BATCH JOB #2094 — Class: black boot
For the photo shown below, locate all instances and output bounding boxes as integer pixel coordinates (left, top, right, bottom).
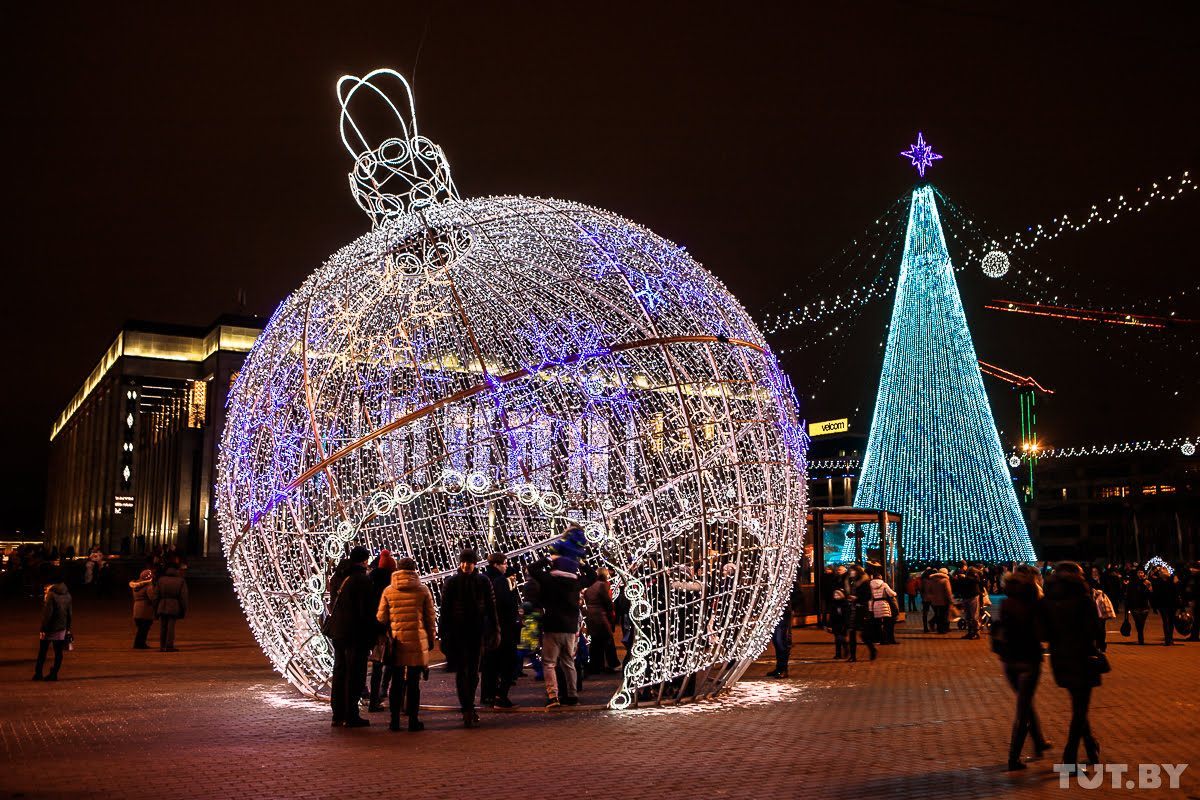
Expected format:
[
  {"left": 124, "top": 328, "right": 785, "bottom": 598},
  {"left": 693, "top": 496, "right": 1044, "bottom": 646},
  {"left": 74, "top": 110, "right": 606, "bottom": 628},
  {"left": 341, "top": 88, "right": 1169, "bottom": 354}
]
[
  {"left": 389, "top": 713, "right": 401, "bottom": 732},
  {"left": 408, "top": 716, "right": 424, "bottom": 732}
]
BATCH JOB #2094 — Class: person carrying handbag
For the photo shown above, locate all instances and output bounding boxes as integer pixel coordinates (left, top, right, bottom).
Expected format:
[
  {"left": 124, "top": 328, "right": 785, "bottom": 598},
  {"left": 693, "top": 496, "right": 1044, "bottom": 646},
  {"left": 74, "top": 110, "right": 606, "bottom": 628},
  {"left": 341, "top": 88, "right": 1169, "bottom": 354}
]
[
  {"left": 34, "top": 579, "right": 72, "bottom": 681},
  {"left": 377, "top": 557, "right": 435, "bottom": 732}
]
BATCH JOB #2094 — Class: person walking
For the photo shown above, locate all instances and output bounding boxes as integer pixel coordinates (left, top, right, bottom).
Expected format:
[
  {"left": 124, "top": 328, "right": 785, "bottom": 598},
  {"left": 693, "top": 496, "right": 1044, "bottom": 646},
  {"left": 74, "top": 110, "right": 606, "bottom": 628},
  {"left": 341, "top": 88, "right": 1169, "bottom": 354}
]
[
  {"left": 847, "top": 567, "right": 877, "bottom": 662},
  {"left": 481, "top": 552, "right": 520, "bottom": 708},
  {"left": 376, "top": 556, "right": 436, "bottom": 732},
  {"left": 994, "top": 569, "right": 1052, "bottom": 770},
  {"left": 1043, "top": 562, "right": 1103, "bottom": 767},
  {"left": 129, "top": 569, "right": 156, "bottom": 649},
  {"left": 366, "top": 550, "right": 397, "bottom": 712},
  {"left": 1123, "top": 568, "right": 1152, "bottom": 644},
  {"left": 531, "top": 551, "right": 583, "bottom": 707},
  {"left": 926, "top": 567, "right": 954, "bottom": 634},
  {"left": 952, "top": 565, "right": 983, "bottom": 639},
  {"left": 1149, "top": 567, "right": 1179, "bottom": 646},
  {"left": 33, "top": 579, "right": 72, "bottom": 681},
  {"left": 868, "top": 570, "right": 899, "bottom": 645},
  {"left": 583, "top": 568, "right": 618, "bottom": 674},
  {"left": 325, "top": 545, "right": 378, "bottom": 728},
  {"left": 439, "top": 549, "right": 498, "bottom": 727},
  {"left": 155, "top": 565, "right": 188, "bottom": 652}
]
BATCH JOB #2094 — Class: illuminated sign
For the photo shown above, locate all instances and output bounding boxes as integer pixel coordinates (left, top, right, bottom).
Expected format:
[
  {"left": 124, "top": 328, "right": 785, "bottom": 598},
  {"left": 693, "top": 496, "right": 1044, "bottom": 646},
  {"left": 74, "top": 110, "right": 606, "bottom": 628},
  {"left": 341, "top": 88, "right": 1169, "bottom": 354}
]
[
  {"left": 809, "top": 418, "right": 849, "bottom": 437},
  {"left": 114, "top": 495, "right": 134, "bottom": 515}
]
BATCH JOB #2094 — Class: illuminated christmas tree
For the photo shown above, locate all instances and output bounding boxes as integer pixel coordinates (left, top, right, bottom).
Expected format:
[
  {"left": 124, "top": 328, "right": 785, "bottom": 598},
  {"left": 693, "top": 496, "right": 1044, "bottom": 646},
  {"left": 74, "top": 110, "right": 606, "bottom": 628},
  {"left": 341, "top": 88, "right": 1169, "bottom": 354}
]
[{"left": 850, "top": 144, "right": 1036, "bottom": 563}]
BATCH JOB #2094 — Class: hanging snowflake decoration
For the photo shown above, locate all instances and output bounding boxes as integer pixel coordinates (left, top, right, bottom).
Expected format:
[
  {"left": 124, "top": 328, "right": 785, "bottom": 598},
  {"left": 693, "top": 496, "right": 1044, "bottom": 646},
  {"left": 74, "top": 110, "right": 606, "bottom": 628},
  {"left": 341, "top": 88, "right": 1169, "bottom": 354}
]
[
  {"left": 1182, "top": 442, "right": 1196, "bottom": 457},
  {"left": 981, "top": 249, "right": 1010, "bottom": 278},
  {"left": 217, "top": 69, "right": 808, "bottom": 709}
]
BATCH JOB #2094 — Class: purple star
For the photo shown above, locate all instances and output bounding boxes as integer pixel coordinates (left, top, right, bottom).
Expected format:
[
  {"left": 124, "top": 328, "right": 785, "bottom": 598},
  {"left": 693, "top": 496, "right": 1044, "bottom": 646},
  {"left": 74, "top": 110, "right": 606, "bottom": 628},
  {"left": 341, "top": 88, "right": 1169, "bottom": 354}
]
[{"left": 900, "top": 132, "right": 942, "bottom": 178}]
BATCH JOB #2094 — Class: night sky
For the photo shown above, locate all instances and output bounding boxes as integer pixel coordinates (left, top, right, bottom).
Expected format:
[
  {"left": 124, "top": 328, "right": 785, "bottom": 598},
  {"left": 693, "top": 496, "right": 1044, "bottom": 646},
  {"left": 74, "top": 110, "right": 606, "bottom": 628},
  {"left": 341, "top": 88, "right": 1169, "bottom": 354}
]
[{"left": 2, "top": 2, "right": 1197, "bottom": 531}]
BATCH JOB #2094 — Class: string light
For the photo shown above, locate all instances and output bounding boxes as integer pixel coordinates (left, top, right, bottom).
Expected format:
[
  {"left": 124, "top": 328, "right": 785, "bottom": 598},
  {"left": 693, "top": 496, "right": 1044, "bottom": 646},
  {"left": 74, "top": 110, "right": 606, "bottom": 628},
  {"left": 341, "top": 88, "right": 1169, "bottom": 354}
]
[
  {"left": 217, "top": 69, "right": 808, "bottom": 708},
  {"left": 848, "top": 185, "right": 1036, "bottom": 563},
  {"left": 1003, "top": 171, "right": 1195, "bottom": 252},
  {"left": 1022, "top": 436, "right": 1198, "bottom": 460}
]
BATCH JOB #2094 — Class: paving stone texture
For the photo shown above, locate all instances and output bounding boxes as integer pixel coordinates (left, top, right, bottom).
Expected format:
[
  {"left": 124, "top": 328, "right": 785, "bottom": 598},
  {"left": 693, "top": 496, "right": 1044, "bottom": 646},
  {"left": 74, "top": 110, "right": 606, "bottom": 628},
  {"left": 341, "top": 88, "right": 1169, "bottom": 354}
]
[{"left": 2, "top": 583, "right": 1197, "bottom": 799}]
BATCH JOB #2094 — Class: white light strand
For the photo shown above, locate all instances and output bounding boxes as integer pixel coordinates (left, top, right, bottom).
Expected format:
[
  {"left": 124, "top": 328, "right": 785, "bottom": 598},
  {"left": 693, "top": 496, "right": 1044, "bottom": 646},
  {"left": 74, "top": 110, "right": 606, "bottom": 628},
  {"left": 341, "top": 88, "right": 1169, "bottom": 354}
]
[
  {"left": 1003, "top": 172, "right": 1195, "bottom": 252},
  {"left": 217, "top": 70, "right": 808, "bottom": 709},
  {"left": 1021, "top": 436, "right": 1199, "bottom": 460}
]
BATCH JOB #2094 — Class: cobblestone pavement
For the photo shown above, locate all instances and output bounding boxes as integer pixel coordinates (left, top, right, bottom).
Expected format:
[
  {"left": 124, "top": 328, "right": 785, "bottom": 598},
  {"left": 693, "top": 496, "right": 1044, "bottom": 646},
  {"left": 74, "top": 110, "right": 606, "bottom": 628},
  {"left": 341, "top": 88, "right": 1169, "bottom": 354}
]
[{"left": 2, "top": 584, "right": 1198, "bottom": 799}]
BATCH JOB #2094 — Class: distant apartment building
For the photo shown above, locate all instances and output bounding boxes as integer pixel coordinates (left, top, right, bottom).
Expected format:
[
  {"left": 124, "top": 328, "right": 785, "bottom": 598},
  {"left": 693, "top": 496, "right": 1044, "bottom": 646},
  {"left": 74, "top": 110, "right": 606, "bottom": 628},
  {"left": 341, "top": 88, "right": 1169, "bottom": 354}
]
[{"left": 46, "top": 316, "right": 262, "bottom": 556}]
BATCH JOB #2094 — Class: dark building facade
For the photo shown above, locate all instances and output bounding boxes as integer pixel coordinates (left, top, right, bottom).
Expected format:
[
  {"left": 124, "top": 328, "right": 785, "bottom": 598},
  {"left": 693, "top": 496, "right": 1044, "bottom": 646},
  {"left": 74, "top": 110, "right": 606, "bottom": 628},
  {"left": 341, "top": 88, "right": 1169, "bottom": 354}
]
[
  {"left": 1025, "top": 449, "right": 1200, "bottom": 563},
  {"left": 46, "top": 316, "right": 262, "bottom": 556}
]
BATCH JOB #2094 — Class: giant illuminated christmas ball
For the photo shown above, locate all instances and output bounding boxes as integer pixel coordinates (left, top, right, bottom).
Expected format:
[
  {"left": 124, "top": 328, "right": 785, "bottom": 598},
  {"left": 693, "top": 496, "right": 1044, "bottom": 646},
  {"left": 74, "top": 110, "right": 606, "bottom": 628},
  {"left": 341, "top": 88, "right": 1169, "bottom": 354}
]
[{"left": 217, "top": 70, "right": 807, "bottom": 708}]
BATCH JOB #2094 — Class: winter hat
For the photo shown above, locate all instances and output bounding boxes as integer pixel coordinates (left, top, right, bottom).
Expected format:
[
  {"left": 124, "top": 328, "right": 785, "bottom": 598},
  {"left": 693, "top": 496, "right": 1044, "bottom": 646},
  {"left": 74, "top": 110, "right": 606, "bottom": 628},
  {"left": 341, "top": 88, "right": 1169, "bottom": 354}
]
[
  {"left": 552, "top": 555, "right": 580, "bottom": 575},
  {"left": 377, "top": 549, "right": 397, "bottom": 571},
  {"left": 349, "top": 545, "right": 371, "bottom": 564},
  {"left": 459, "top": 549, "right": 480, "bottom": 564},
  {"left": 938, "top": 567, "right": 949, "bottom": 574},
  {"left": 396, "top": 556, "right": 417, "bottom": 571},
  {"left": 550, "top": 526, "right": 587, "bottom": 560},
  {"left": 139, "top": 569, "right": 153, "bottom": 581}
]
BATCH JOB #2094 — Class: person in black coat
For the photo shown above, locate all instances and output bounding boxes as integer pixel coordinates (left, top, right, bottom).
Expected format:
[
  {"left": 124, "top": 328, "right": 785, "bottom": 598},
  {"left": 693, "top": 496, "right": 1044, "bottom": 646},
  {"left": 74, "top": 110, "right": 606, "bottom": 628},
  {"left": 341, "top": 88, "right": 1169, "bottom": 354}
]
[
  {"left": 481, "top": 552, "right": 519, "bottom": 708},
  {"left": 439, "top": 549, "right": 498, "bottom": 727},
  {"left": 1123, "top": 569, "right": 1152, "bottom": 645},
  {"left": 531, "top": 553, "right": 583, "bottom": 706},
  {"left": 847, "top": 568, "right": 877, "bottom": 663},
  {"left": 995, "top": 568, "right": 1051, "bottom": 770},
  {"left": 1149, "top": 568, "right": 1179, "bottom": 645},
  {"left": 325, "top": 546, "right": 378, "bottom": 728},
  {"left": 1042, "top": 562, "right": 1103, "bottom": 766}
]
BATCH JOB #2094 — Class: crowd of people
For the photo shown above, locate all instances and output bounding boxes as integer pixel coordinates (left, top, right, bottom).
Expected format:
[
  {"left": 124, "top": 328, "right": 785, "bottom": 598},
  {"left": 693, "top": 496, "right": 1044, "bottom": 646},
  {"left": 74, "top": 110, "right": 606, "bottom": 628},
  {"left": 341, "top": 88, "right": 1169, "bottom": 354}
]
[
  {"left": 17, "top": 529, "right": 1199, "bottom": 760},
  {"left": 13, "top": 542, "right": 194, "bottom": 680},
  {"left": 322, "top": 526, "right": 621, "bottom": 731},
  {"left": 809, "top": 557, "right": 1199, "bottom": 769}
]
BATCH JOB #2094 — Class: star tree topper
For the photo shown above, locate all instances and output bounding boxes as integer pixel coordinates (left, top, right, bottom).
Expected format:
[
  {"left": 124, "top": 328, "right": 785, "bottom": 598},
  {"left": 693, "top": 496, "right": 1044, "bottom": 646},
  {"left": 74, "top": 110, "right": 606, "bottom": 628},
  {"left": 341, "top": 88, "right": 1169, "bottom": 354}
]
[{"left": 900, "top": 132, "right": 942, "bottom": 178}]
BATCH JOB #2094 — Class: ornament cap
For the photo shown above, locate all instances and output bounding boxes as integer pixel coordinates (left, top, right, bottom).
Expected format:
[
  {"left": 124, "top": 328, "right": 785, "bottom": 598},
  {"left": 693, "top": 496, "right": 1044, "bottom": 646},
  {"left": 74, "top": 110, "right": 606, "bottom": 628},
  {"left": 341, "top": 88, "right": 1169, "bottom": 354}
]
[{"left": 337, "top": 68, "right": 460, "bottom": 227}]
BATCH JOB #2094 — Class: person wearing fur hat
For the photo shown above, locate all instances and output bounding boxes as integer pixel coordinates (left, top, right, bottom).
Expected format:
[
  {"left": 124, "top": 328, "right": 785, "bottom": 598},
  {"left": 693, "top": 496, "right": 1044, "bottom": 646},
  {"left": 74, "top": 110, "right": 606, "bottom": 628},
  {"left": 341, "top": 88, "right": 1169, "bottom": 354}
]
[
  {"left": 377, "top": 556, "right": 436, "bottom": 732},
  {"left": 531, "top": 545, "right": 584, "bottom": 708},
  {"left": 325, "top": 545, "right": 378, "bottom": 728},
  {"left": 439, "top": 549, "right": 498, "bottom": 728},
  {"left": 129, "top": 569, "right": 156, "bottom": 649}
]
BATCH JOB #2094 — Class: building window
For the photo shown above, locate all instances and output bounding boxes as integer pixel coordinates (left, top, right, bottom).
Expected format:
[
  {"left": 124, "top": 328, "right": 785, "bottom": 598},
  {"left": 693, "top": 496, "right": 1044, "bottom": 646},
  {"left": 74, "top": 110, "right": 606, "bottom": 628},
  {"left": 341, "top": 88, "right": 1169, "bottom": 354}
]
[
  {"left": 188, "top": 380, "right": 207, "bottom": 428},
  {"left": 1142, "top": 485, "right": 1176, "bottom": 495},
  {"left": 1098, "top": 486, "right": 1129, "bottom": 499}
]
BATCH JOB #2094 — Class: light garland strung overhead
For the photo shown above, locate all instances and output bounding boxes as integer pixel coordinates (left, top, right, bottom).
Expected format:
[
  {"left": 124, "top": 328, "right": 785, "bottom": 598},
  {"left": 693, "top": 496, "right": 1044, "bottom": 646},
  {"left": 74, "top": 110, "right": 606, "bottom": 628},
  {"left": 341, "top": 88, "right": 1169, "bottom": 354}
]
[
  {"left": 1022, "top": 436, "right": 1199, "bottom": 460},
  {"left": 217, "top": 69, "right": 808, "bottom": 709},
  {"left": 1003, "top": 171, "right": 1195, "bottom": 252}
]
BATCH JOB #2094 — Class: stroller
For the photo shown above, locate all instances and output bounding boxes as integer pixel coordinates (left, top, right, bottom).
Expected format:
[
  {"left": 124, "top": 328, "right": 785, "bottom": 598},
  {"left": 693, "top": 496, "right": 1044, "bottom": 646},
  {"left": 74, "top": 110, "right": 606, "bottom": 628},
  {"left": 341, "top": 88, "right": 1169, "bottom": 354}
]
[{"left": 955, "top": 599, "right": 992, "bottom": 631}]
